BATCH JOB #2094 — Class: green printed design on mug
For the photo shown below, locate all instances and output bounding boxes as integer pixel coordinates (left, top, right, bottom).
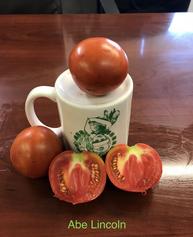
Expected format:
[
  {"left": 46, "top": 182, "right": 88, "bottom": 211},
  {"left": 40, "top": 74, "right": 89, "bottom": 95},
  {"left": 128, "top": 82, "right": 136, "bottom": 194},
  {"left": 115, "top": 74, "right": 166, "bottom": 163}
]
[{"left": 73, "top": 109, "right": 120, "bottom": 156}]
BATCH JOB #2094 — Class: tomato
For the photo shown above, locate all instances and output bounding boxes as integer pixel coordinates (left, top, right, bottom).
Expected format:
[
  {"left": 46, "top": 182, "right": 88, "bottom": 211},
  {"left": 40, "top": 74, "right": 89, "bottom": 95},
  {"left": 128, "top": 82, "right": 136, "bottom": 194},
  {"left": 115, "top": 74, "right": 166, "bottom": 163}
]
[
  {"left": 10, "top": 126, "right": 63, "bottom": 178},
  {"left": 69, "top": 37, "right": 129, "bottom": 96},
  {"left": 105, "top": 144, "right": 162, "bottom": 193},
  {"left": 49, "top": 151, "right": 106, "bottom": 204}
]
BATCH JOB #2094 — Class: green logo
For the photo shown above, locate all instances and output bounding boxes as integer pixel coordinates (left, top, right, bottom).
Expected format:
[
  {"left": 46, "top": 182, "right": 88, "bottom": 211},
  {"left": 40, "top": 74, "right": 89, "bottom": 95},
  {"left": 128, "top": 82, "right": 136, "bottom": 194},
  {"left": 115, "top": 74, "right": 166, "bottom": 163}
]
[{"left": 73, "top": 109, "right": 120, "bottom": 156}]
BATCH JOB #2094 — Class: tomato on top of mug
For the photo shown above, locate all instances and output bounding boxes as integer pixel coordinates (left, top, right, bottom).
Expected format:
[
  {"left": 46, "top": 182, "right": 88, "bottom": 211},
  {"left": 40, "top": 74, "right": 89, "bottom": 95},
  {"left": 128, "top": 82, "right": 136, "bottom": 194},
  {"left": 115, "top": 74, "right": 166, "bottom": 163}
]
[
  {"left": 25, "top": 37, "right": 133, "bottom": 156},
  {"left": 68, "top": 37, "right": 129, "bottom": 96}
]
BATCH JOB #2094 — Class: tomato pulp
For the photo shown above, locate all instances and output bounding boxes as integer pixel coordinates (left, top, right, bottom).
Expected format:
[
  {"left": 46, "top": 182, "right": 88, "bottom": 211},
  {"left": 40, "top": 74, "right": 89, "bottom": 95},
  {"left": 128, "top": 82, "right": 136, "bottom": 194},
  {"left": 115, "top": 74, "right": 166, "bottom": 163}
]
[
  {"left": 49, "top": 151, "right": 106, "bottom": 204},
  {"left": 105, "top": 144, "right": 162, "bottom": 192},
  {"left": 69, "top": 37, "right": 129, "bottom": 96}
]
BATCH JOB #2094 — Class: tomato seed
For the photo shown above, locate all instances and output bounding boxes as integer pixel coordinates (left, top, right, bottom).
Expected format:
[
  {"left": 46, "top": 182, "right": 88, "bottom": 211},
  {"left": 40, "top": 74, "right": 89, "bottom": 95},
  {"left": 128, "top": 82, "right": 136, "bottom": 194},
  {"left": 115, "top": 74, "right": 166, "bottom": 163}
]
[
  {"left": 112, "top": 164, "right": 117, "bottom": 168},
  {"left": 95, "top": 173, "right": 98, "bottom": 177},
  {"left": 60, "top": 186, "right": 68, "bottom": 193},
  {"left": 111, "top": 163, "right": 117, "bottom": 166},
  {"left": 94, "top": 164, "right": 98, "bottom": 169},
  {"left": 115, "top": 170, "right": 120, "bottom": 176}
]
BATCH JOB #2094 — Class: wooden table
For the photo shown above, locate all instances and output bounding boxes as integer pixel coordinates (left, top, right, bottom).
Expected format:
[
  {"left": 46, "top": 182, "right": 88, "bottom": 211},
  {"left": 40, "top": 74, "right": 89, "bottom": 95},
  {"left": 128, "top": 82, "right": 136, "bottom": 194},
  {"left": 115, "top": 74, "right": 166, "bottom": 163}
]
[{"left": 1, "top": 13, "right": 193, "bottom": 237}]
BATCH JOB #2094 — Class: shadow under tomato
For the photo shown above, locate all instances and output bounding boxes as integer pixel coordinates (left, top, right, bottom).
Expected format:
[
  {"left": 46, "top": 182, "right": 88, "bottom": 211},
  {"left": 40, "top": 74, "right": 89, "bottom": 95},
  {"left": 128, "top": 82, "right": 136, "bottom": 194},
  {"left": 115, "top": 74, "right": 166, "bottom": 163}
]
[
  {"left": 48, "top": 178, "right": 154, "bottom": 219},
  {"left": 99, "top": 179, "right": 154, "bottom": 216},
  {"left": 7, "top": 168, "right": 154, "bottom": 221}
]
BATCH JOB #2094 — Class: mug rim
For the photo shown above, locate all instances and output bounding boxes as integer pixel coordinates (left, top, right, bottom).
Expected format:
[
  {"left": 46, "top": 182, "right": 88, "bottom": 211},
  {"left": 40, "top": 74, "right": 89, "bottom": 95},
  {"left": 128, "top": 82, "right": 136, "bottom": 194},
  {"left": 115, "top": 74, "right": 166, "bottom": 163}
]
[{"left": 55, "top": 69, "right": 133, "bottom": 109}]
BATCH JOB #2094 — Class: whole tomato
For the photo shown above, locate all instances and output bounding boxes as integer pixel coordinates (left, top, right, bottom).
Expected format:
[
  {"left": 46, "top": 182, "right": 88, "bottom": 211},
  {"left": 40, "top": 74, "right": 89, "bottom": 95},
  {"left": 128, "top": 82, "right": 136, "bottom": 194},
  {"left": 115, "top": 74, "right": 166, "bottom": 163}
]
[
  {"left": 10, "top": 126, "right": 63, "bottom": 178},
  {"left": 49, "top": 151, "right": 106, "bottom": 204},
  {"left": 105, "top": 144, "right": 162, "bottom": 193},
  {"left": 69, "top": 37, "right": 129, "bottom": 96}
]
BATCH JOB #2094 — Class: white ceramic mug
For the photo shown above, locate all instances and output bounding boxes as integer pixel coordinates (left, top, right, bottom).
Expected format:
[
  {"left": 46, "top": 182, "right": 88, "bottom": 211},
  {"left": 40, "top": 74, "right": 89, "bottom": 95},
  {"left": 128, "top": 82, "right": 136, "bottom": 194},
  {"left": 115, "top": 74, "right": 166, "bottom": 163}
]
[{"left": 25, "top": 69, "right": 133, "bottom": 156}]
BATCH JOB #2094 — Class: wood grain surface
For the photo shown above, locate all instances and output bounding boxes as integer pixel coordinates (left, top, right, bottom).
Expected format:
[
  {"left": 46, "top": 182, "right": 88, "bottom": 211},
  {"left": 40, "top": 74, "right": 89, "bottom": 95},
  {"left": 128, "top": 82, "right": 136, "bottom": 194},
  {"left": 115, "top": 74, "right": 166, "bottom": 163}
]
[{"left": 1, "top": 13, "right": 193, "bottom": 237}]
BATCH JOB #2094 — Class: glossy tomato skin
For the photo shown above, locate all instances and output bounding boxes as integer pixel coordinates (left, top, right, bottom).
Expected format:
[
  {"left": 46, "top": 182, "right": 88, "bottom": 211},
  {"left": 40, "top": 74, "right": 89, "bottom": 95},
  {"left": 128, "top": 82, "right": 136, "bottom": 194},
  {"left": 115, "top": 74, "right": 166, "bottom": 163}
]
[
  {"left": 10, "top": 126, "right": 63, "bottom": 178},
  {"left": 49, "top": 151, "right": 106, "bottom": 204},
  {"left": 105, "top": 144, "right": 162, "bottom": 193},
  {"left": 69, "top": 37, "right": 129, "bottom": 96}
]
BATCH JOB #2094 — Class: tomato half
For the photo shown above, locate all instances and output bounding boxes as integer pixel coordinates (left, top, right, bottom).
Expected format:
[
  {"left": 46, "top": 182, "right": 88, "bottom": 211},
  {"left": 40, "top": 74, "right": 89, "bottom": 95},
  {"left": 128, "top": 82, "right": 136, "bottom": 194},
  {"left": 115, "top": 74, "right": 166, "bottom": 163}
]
[
  {"left": 105, "top": 144, "right": 162, "bottom": 192},
  {"left": 69, "top": 37, "right": 129, "bottom": 96},
  {"left": 49, "top": 151, "right": 106, "bottom": 204}
]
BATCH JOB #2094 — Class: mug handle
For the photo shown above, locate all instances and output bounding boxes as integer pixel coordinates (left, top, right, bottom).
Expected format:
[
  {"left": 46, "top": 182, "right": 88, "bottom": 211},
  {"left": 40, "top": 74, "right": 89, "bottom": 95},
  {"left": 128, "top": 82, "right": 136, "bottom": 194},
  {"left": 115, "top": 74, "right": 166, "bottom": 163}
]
[{"left": 25, "top": 86, "right": 62, "bottom": 136}]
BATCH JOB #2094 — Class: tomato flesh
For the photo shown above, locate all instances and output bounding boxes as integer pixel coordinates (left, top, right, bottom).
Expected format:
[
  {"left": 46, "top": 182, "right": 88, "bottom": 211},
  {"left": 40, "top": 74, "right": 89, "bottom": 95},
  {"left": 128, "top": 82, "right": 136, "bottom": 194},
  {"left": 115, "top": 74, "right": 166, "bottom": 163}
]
[
  {"left": 49, "top": 151, "right": 106, "bottom": 204},
  {"left": 105, "top": 144, "right": 162, "bottom": 192}
]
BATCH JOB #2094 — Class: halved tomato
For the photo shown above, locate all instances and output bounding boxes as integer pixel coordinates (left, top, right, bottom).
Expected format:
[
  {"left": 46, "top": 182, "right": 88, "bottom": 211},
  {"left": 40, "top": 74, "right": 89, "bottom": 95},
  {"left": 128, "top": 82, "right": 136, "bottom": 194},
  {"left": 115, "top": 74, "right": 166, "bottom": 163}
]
[
  {"left": 49, "top": 151, "right": 106, "bottom": 204},
  {"left": 105, "top": 144, "right": 162, "bottom": 193}
]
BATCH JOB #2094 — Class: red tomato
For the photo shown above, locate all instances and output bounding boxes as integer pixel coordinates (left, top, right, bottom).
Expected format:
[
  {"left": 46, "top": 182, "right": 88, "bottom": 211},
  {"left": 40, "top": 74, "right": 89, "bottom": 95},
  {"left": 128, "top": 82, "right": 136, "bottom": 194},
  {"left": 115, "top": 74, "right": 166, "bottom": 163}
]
[
  {"left": 10, "top": 126, "right": 63, "bottom": 178},
  {"left": 105, "top": 144, "right": 162, "bottom": 193},
  {"left": 69, "top": 37, "right": 129, "bottom": 96},
  {"left": 49, "top": 151, "right": 106, "bottom": 204}
]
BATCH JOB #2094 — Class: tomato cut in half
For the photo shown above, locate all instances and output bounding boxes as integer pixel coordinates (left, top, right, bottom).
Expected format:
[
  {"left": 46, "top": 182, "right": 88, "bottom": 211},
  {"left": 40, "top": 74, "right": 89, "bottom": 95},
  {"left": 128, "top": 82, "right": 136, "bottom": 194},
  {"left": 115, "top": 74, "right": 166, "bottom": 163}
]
[
  {"left": 105, "top": 144, "right": 162, "bottom": 193},
  {"left": 49, "top": 151, "right": 106, "bottom": 204}
]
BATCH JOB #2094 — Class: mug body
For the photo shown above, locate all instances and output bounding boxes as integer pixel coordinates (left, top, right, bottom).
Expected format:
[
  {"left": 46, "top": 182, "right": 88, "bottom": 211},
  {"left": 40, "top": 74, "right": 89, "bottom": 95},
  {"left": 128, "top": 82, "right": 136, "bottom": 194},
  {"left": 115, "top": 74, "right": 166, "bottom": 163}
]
[{"left": 55, "top": 70, "right": 133, "bottom": 156}]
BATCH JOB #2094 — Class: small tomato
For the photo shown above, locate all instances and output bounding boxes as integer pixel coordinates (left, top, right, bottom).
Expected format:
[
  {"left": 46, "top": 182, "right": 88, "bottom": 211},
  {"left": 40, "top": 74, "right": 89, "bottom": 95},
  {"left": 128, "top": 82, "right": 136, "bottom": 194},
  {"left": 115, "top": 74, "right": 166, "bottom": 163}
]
[{"left": 10, "top": 126, "right": 63, "bottom": 178}]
